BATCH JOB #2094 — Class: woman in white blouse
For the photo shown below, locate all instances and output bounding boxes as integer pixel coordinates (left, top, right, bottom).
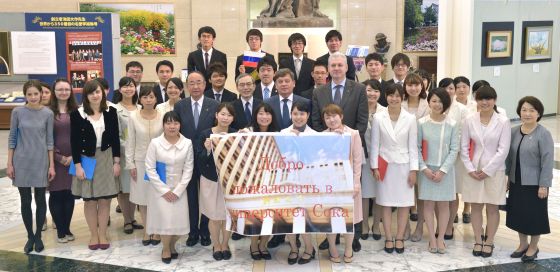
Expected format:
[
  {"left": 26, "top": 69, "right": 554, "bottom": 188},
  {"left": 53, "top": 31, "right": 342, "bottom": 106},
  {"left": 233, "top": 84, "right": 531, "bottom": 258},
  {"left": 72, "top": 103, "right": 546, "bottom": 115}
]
[
  {"left": 371, "top": 84, "right": 418, "bottom": 254},
  {"left": 461, "top": 86, "right": 510, "bottom": 258},
  {"left": 145, "top": 111, "right": 193, "bottom": 264},
  {"left": 156, "top": 77, "right": 184, "bottom": 115},
  {"left": 126, "top": 88, "right": 163, "bottom": 245}
]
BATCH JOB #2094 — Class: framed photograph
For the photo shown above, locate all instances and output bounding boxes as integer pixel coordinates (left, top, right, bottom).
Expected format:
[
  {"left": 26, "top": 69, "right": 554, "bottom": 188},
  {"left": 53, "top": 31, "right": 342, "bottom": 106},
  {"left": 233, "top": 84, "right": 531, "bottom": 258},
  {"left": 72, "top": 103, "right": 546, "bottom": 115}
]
[
  {"left": 403, "top": 0, "right": 439, "bottom": 52},
  {"left": 481, "top": 22, "right": 514, "bottom": 66},
  {"left": 79, "top": 3, "right": 176, "bottom": 55},
  {"left": 521, "top": 21, "right": 553, "bottom": 63},
  {"left": 0, "top": 32, "right": 11, "bottom": 76},
  {"left": 486, "top": 30, "right": 512, "bottom": 58}
]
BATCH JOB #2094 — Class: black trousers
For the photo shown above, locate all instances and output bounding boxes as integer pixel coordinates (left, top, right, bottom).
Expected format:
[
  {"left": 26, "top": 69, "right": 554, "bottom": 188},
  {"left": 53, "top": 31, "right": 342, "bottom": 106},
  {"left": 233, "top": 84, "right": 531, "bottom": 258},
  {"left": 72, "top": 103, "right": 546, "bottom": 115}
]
[
  {"left": 187, "top": 174, "right": 209, "bottom": 237},
  {"left": 18, "top": 187, "right": 46, "bottom": 240},
  {"left": 48, "top": 190, "right": 75, "bottom": 238}
]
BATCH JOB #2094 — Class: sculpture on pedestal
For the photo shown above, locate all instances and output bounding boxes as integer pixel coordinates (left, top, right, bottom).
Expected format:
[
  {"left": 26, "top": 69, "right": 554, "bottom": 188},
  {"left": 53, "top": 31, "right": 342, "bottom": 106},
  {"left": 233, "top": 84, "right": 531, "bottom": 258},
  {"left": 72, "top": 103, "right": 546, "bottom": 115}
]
[{"left": 253, "top": 0, "right": 333, "bottom": 28}]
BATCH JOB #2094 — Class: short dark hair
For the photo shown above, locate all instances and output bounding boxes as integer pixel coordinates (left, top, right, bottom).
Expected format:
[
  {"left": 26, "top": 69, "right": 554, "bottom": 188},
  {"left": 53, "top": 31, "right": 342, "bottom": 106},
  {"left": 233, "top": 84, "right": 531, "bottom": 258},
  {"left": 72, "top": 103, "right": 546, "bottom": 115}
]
[
  {"left": 257, "top": 55, "right": 277, "bottom": 72},
  {"left": 126, "top": 61, "right": 143, "bottom": 72},
  {"left": 156, "top": 60, "right": 174, "bottom": 72},
  {"left": 165, "top": 77, "right": 184, "bottom": 91},
  {"left": 453, "top": 76, "right": 470, "bottom": 88},
  {"left": 438, "top": 78, "right": 454, "bottom": 88},
  {"left": 163, "top": 111, "right": 182, "bottom": 126},
  {"left": 390, "top": 53, "right": 411, "bottom": 69},
  {"left": 364, "top": 79, "right": 382, "bottom": 91},
  {"left": 325, "top": 30, "right": 342, "bottom": 43},
  {"left": 427, "top": 88, "right": 451, "bottom": 113},
  {"left": 517, "top": 96, "right": 544, "bottom": 122},
  {"left": 312, "top": 62, "right": 328, "bottom": 72},
  {"left": 273, "top": 68, "right": 294, "bottom": 81},
  {"left": 291, "top": 100, "right": 310, "bottom": 114},
  {"left": 82, "top": 80, "right": 107, "bottom": 115},
  {"left": 246, "top": 29, "right": 263, "bottom": 42},
  {"left": 385, "top": 83, "right": 404, "bottom": 99},
  {"left": 198, "top": 26, "right": 216, "bottom": 38},
  {"left": 475, "top": 86, "right": 499, "bottom": 113},
  {"left": 288, "top": 32, "right": 306, "bottom": 47},
  {"left": 112, "top": 76, "right": 138, "bottom": 104},
  {"left": 404, "top": 73, "right": 427, "bottom": 100},
  {"left": 208, "top": 62, "right": 227, "bottom": 78},
  {"left": 215, "top": 102, "right": 236, "bottom": 126},
  {"left": 138, "top": 85, "right": 157, "bottom": 109},
  {"left": 365, "top": 53, "right": 384, "bottom": 66},
  {"left": 472, "top": 80, "right": 490, "bottom": 93},
  {"left": 251, "top": 103, "right": 279, "bottom": 132}
]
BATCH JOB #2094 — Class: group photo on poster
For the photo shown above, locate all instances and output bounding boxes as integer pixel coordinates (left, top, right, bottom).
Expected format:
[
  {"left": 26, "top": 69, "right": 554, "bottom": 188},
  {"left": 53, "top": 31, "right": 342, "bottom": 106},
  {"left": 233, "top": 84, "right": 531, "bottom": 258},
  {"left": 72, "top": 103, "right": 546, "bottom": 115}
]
[{"left": 65, "top": 31, "right": 103, "bottom": 92}]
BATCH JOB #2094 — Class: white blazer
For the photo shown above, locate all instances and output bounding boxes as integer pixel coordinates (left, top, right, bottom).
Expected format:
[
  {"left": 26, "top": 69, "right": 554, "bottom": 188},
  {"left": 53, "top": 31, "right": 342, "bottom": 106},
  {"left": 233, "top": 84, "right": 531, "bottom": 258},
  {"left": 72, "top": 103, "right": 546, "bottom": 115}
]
[
  {"left": 460, "top": 112, "right": 511, "bottom": 177},
  {"left": 402, "top": 98, "right": 429, "bottom": 119},
  {"left": 370, "top": 109, "right": 419, "bottom": 171}
]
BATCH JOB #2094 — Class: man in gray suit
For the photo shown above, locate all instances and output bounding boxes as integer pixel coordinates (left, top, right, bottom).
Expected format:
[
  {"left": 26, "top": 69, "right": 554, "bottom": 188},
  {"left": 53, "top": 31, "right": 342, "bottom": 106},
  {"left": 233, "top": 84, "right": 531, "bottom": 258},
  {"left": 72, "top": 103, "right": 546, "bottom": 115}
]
[
  {"left": 265, "top": 68, "right": 311, "bottom": 130},
  {"left": 173, "top": 71, "right": 219, "bottom": 248},
  {"left": 311, "top": 52, "right": 368, "bottom": 252}
]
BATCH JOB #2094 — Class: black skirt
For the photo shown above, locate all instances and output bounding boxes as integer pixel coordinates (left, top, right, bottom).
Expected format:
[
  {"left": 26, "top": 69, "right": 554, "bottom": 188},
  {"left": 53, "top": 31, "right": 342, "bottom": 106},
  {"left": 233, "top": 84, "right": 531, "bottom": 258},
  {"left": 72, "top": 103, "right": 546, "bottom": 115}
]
[{"left": 506, "top": 179, "right": 550, "bottom": 235}]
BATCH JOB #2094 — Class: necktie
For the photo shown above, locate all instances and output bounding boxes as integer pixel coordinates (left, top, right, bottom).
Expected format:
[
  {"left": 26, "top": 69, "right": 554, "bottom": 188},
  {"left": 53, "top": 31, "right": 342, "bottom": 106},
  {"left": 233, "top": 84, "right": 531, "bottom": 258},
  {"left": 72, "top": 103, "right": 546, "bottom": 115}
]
[
  {"left": 295, "top": 58, "right": 302, "bottom": 78},
  {"left": 282, "top": 98, "right": 290, "bottom": 128},
  {"left": 215, "top": 93, "right": 221, "bottom": 102},
  {"left": 397, "top": 81, "right": 403, "bottom": 86},
  {"left": 193, "top": 102, "right": 200, "bottom": 129},
  {"left": 333, "top": 85, "right": 342, "bottom": 105},
  {"left": 264, "top": 87, "right": 270, "bottom": 100},
  {"left": 162, "top": 88, "right": 167, "bottom": 102},
  {"left": 244, "top": 102, "right": 252, "bottom": 122},
  {"left": 204, "top": 52, "right": 209, "bottom": 69}
]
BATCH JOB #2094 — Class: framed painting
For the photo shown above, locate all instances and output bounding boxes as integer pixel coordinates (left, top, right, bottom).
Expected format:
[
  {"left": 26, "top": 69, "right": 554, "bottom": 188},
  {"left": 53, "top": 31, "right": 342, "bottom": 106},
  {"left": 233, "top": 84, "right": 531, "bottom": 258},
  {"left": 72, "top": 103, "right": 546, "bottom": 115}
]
[
  {"left": 403, "top": 0, "right": 439, "bottom": 52},
  {"left": 486, "top": 30, "right": 512, "bottom": 58},
  {"left": 521, "top": 21, "right": 553, "bottom": 63},
  {"left": 481, "top": 22, "right": 514, "bottom": 66}
]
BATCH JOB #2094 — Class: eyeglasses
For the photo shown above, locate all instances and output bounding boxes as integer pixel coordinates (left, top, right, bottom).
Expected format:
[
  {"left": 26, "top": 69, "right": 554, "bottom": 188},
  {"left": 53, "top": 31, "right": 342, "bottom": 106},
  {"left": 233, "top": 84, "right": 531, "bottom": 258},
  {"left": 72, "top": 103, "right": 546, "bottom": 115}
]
[
  {"left": 127, "top": 70, "right": 142, "bottom": 75},
  {"left": 395, "top": 63, "right": 408, "bottom": 68}
]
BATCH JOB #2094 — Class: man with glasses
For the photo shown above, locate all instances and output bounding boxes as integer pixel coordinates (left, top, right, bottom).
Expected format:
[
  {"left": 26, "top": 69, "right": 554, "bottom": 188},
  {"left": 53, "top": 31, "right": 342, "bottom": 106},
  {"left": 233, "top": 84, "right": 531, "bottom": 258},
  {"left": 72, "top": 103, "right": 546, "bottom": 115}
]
[
  {"left": 386, "top": 53, "right": 411, "bottom": 86},
  {"left": 279, "top": 33, "right": 315, "bottom": 96},
  {"left": 301, "top": 62, "right": 328, "bottom": 100},
  {"left": 125, "top": 61, "right": 144, "bottom": 94},
  {"left": 235, "top": 29, "right": 277, "bottom": 80},
  {"left": 231, "top": 73, "right": 262, "bottom": 130}
]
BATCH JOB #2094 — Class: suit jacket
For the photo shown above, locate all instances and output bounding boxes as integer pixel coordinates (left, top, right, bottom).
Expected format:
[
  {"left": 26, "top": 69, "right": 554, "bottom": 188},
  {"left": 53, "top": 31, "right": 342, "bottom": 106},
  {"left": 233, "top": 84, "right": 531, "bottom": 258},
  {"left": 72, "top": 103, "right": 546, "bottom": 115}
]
[
  {"left": 187, "top": 48, "right": 227, "bottom": 84},
  {"left": 70, "top": 107, "right": 120, "bottom": 164},
  {"left": 264, "top": 94, "right": 310, "bottom": 130},
  {"left": 235, "top": 52, "right": 276, "bottom": 80},
  {"left": 253, "top": 82, "right": 278, "bottom": 100},
  {"left": 231, "top": 97, "right": 263, "bottom": 130},
  {"left": 316, "top": 53, "right": 356, "bottom": 81},
  {"left": 460, "top": 112, "right": 511, "bottom": 177},
  {"left": 204, "top": 88, "right": 238, "bottom": 103},
  {"left": 362, "top": 79, "right": 388, "bottom": 107},
  {"left": 311, "top": 80, "right": 368, "bottom": 136},
  {"left": 279, "top": 56, "right": 315, "bottom": 96},
  {"left": 402, "top": 98, "right": 430, "bottom": 120},
  {"left": 300, "top": 86, "right": 315, "bottom": 100},
  {"left": 174, "top": 96, "right": 219, "bottom": 141},
  {"left": 153, "top": 84, "right": 186, "bottom": 105},
  {"left": 370, "top": 109, "right": 418, "bottom": 170}
]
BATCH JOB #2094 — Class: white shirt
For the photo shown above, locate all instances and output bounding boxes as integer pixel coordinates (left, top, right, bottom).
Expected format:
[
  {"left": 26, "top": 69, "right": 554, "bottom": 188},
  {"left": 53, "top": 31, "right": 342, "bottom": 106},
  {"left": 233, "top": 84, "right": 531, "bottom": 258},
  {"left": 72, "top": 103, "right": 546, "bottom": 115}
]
[
  {"left": 191, "top": 96, "right": 204, "bottom": 116},
  {"left": 278, "top": 93, "right": 294, "bottom": 117},
  {"left": 240, "top": 96, "right": 254, "bottom": 112},
  {"left": 392, "top": 77, "right": 404, "bottom": 85}
]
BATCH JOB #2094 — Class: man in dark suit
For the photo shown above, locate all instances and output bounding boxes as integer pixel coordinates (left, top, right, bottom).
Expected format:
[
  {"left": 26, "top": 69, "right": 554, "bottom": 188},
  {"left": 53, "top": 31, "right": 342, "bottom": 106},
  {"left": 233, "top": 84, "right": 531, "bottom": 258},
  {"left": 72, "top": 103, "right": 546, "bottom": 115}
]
[
  {"left": 231, "top": 73, "right": 262, "bottom": 130},
  {"left": 279, "top": 33, "right": 314, "bottom": 96},
  {"left": 173, "top": 71, "right": 219, "bottom": 247},
  {"left": 153, "top": 60, "right": 185, "bottom": 105},
  {"left": 187, "top": 26, "right": 227, "bottom": 86},
  {"left": 265, "top": 68, "right": 311, "bottom": 130},
  {"left": 203, "top": 63, "right": 237, "bottom": 103},
  {"left": 300, "top": 62, "right": 329, "bottom": 100},
  {"left": 235, "top": 29, "right": 277, "bottom": 80},
  {"left": 385, "top": 52, "right": 411, "bottom": 87},
  {"left": 363, "top": 53, "right": 388, "bottom": 106},
  {"left": 315, "top": 30, "right": 356, "bottom": 81},
  {"left": 253, "top": 56, "right": 278, "bottom": 100},
  {"left": 311, "top": 52, "right": 368, "bottom": 252}
]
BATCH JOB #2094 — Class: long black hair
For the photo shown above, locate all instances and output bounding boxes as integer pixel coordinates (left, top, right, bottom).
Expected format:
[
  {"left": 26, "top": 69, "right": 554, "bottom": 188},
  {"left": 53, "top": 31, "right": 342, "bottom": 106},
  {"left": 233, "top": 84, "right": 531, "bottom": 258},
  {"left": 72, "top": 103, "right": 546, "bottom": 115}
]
[{"left": 251, "top": 103, "right": 279, "bottom": 132}]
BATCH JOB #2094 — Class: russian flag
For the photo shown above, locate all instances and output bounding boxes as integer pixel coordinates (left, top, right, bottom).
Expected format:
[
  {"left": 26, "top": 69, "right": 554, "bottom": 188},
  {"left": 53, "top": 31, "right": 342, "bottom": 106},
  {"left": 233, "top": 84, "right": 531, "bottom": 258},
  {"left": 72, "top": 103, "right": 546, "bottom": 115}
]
[{"left": 243, "top": 51, "right": 265, "bottom": 68}]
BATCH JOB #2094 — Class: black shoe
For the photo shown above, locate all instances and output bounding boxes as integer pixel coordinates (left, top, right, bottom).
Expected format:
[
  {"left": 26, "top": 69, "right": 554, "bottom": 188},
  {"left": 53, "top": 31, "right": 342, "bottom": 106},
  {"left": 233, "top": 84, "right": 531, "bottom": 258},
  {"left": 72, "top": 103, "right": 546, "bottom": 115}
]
[
  {"left": 212, "top": 247, "right": 223, "bottom": 261},
  {"left": 200, "top": 236, "right": 211, "bottom": 246},
  {"left": 410, "top": 213, "right": 418, "bottom": 222},
  {"left": 186, "top": 235, "right": 199, "bottom": 247},
  {"left": 250, "top": 246, "right": 261, "bottom": 260},
  {"left": 151, "top": 237, "right": 161, "bottom": 246},
  {"left": 297, "top": 248, "right": 315, "bottom": 264},
  {"left": 481, "top": 244, "right": 494, "bottom": 258},
  {"left": 510, "top": 247, "right": 528, "bottom": 258},
  {"left": 444, "top": 228, "right": 454, "bottom": 240},
  {"left": 454, "top": 215, "right": 458, "bottom": 223},
  {"left": 259, "top": 249, "right": 272, "bottom": 260},
  {"left": 395, "top": 239, "right": 405, "bottom": 254},
  {"left": 131, "top": 220, "right": 144, "bottom": 230},
  {"left": 222, "top": 249, "right": 232, "bottom": 260},
  {"left": 462, "top": 213, "right": 471, "bottom": 224},
  {"left": 318, "top": 238, "right": 329, "bottom": 250},
  {"left": 267, "top": 235, "right": 283, "bottom": 248},
  {"left": 287, "top": 250, "right": 299, "bottom": 265},
  {"left": 372, "top": 232, "right": 382, "bottom": 240},
  {"left": 34, "top": 237, "right": 44, "bottom": 253},
  {"left": 522, "top": 249, "right": 539, "bottom": 262},
  {"left": 472, "top": 243, "right": 483, "bottom": 257},
  {"left": 231, "top": 233, "right": 243, "bottom": 240},
  {"left": 24, "top": 238, "right": 34, "bottom": 254},
  {"left": 161, "top": 251, "right": 172, "bottom": 264},
  {"left": 123, "top": 223, "right": 133, "bottom": 234},
  {"left": 142, "top": 235, "right": 152, "bottom": 246},
  {"left": 360, "top": 233, "right": 369, "bottom": 240},
  {"left": 171, "top": 252, "right": 179, "bottom": 259},
  {"left": 384, "top": 239, "right": 394, "bottom": 254},
  {"left": 116, "top": 205, "right": 122, "bottom": 213},
  {"left": 352, "top": 239, "right": 361, "bottom": 252}
]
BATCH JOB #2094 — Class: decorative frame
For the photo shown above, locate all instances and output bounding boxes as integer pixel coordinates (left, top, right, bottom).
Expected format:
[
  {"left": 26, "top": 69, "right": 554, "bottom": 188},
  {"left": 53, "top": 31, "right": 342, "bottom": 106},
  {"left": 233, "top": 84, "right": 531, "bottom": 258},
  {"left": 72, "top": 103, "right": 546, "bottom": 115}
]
[
  {"left": 402, "top": 0, "right": 439, "bottom": 52},
  {"left": 521, "top": 21, "right": 553, "bottom": 63},
  {"left": 0, "top": 31, "right": 11, "bottom": 76},
  {"left": 481, "top": 22, "right": 514, "bottom": 67}
]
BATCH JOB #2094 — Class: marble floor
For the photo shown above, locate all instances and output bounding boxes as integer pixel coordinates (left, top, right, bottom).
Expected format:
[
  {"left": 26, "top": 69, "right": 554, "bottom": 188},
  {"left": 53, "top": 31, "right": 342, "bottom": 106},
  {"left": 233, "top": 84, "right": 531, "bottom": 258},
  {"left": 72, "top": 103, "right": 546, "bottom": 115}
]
[{"left": 1, "top": 117, "right": 560, "bottom": 272}]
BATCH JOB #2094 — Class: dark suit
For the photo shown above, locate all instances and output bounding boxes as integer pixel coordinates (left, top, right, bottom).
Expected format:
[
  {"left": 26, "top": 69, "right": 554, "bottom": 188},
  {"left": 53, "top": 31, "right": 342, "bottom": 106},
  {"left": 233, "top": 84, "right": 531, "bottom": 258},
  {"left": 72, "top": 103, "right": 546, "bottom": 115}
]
[
  {"left": 153, "top": 84, "right": 186, "bottom": 105},
  {"left": 231, "top": 97, "right": 263, "bottom": 130},
  {"left": 187, "top": 48, "right": 227, "bottom": 84},
  {"left": 235, "top": 52, "right": 276, "bottom": 80},
  {"left": 173, "top": 97, "right": 219, "bottom": 238},
  {"left": 316, "top": 53, "right": 356, "bottom": 81},
  {"left": 265, "top": 94, "right": 310, "bottom": 130},
  {"left": 300, "top": 86, "right": 316, "bottom": 100},
  {"left": 253, "top": 82, "right": 278, "bottom": 100},
  {"left": 204, "top": 88, "right": 237, "bottom": 103},
  {"left": 279, "top": 56, "right": 315, "bottom": 96},
  {"left": 362, "top": 79, "right": 388, "bottom": 107}
]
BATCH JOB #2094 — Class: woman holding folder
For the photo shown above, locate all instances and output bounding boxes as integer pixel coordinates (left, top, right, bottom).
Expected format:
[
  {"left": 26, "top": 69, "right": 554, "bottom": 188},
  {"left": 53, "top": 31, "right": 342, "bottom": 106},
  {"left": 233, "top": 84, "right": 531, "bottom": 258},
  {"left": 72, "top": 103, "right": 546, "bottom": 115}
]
[
  {"left": 460, "top": 86, "right": 510, "bottom": 258},
  {"left": 126, "top": 87, "right": 163, "bottom": 245},
  {"left": 145, "top": 111, "right": 194, "bottom": 264},
  {"left": 197, "top": 103, "right": 237, "bottom": 261},
  {"left": 417, "top": 88, "right": 459, "bottom": 253},
  {"left": 371, "top": 84, "right": 418, "bottom": 254},
  {"left": 70, "top": 79, "right": 121, "bottom": 250}
]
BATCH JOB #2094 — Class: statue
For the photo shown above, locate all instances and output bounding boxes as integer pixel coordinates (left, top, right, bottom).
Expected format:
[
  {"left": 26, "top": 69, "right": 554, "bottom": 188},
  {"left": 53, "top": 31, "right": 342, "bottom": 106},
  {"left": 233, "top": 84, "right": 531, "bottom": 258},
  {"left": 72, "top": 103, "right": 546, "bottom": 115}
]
[
  {"left": 374, "top": 33, "right": 391, "bottom": 54},
  {"left": 254, "top": 0, "right": 333, "bottom": 27},
  {"left": 258, "top": 0, "right": 295, "bottom": 18}
]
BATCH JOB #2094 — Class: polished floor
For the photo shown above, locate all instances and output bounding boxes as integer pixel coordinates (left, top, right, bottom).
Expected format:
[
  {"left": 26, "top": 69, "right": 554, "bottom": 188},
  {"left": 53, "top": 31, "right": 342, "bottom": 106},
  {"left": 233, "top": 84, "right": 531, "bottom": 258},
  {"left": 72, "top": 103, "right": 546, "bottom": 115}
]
[{"left": 1, "top": 117, "right": 560, "bottom": 272}]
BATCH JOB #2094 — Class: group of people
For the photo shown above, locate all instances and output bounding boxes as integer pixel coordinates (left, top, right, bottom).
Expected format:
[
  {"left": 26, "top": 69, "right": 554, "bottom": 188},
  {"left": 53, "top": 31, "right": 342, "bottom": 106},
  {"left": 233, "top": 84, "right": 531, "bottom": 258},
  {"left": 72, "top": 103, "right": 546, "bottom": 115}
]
[
  {"left": 7, "top": 27, "right": 552, "bottom": 266},
  {"left": 69, "top": 48, "right": 102, "bottom": 62}
]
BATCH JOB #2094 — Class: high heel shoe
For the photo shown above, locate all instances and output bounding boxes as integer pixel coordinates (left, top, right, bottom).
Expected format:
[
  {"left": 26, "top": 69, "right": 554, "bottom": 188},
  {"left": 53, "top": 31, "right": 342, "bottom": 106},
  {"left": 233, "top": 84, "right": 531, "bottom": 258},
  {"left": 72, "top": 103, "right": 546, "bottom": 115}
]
[
  {"left": 510, "top": 247, "right": 528, "bottom": 258},
  {"left": 481, "top": 244, "right": 494, "bottom": 258},
  {"left": 384, "top": 239, "right": 394, "bottom": 254},
  {"left": 472, "top": 243, "right": 483, "bottom": 257},
  {"left": 522, "top": 248, "right": 539, "bottom": 262},
  {"left": 297, "top": 248, "right": 315, "bottom": 264},
  {"left": 259, "top": 249, "right": 271, "bottom": 260},
  {"left": 161, "top": 250, "right": 172, "bottom": 264},
  {"left": 171, "top": 252, "right": 179, "bottom": 259},
  {"left": 443, "top": 228, "right": 454, "bottom": 240},
  {"left": 287, "top": 250, "right": 299, "bottom": 265},
  {"left": 395, "top": 239, "right": 405, "bottom": 254}
]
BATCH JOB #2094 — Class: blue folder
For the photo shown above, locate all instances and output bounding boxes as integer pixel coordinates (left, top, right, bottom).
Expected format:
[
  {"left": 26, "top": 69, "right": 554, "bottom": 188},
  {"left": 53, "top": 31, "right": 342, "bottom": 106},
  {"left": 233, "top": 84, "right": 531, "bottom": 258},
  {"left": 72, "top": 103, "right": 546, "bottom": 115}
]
[
  {"left": 69, "top": 156, "right": 97, "bottom": 180},
  {"left": 144, "top": 161, "right": 167, "bottom": 184}
]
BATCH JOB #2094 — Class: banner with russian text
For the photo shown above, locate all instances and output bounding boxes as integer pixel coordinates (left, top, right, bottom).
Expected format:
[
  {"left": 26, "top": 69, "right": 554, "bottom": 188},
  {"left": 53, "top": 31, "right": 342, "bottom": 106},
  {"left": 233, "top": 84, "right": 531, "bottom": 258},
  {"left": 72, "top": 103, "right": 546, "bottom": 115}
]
[{"left": 211, "top": 133, "right": 355, "bottom": 235}]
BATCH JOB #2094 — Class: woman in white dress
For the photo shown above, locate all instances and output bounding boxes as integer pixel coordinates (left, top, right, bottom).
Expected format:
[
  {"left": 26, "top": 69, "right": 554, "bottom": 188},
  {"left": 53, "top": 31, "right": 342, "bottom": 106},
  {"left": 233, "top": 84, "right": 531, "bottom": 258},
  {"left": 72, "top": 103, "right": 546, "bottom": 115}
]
[
  {"left": 145, "top": 111, "right": 194, "bottom": 264},
  {"left": 156, "top": 77, "right": 184, "bottom": 115},
  {"left": 126, "top": 87, "right": 163, "bottom": 245},
  {"left": 461, "top": 86, "right": 510, "bottom": 258},
  {"left": 361, "top": 80, "right": 386, "bottom": 241},
  {"left": 371, "top": 84, "right": 418, "bottom": 254}
]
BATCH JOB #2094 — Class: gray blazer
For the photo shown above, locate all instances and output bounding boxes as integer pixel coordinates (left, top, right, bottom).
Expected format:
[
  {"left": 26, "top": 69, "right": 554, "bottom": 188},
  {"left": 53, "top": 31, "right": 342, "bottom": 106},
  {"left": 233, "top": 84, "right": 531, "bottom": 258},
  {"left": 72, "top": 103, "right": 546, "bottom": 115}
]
[{"left": 505, "top": 124, "right": 553, "bottom": 187}]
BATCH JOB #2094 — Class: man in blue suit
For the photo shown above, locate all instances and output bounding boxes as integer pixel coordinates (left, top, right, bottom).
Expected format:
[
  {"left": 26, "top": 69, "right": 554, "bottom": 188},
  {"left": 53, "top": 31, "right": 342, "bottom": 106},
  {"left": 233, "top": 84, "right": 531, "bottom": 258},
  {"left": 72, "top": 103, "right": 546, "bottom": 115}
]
[{"left": 173, "top": 71, "right": 219, "bottom": 247}]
